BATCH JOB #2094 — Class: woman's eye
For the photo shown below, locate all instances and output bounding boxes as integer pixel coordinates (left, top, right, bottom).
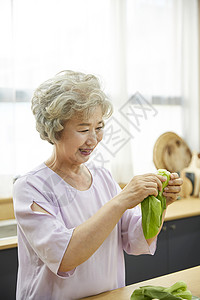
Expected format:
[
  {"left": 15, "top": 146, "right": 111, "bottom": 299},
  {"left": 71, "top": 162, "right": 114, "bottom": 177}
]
[
  {"left": 96, "top": 126, "right": 103, "bottom": 131},
  {"left": 78, "top": 127, "right": 104, "bottom": 133},
  {"left": 79, "top": 129, "right": 89, "bottom": 133}
]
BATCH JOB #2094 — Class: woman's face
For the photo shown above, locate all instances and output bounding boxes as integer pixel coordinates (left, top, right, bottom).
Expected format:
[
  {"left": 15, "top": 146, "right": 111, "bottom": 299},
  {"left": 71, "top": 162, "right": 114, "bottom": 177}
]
[{"left": 55, "top": 106, "right": 104, "bottom": 166}]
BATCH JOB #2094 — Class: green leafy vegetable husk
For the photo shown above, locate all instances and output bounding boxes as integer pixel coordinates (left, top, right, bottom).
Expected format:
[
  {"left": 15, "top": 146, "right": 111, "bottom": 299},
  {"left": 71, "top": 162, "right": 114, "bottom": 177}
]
[
  {"left": 130, "top": 281, "right": 192, "bottom": 300},
  {"left": 141, "top": 169, "right": 171, "bottom": 239}
]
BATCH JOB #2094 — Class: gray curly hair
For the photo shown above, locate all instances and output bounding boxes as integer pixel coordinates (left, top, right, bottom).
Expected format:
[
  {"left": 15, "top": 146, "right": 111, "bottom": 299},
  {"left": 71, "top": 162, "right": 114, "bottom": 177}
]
[{"left": 31, "top": 70, "right": 113, "bottom": 144}]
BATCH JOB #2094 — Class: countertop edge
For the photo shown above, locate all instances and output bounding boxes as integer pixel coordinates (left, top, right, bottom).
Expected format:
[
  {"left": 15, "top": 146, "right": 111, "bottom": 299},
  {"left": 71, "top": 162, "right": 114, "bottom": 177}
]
[{"left": 0, "top": 237, "right": 17, "bottom": 250}]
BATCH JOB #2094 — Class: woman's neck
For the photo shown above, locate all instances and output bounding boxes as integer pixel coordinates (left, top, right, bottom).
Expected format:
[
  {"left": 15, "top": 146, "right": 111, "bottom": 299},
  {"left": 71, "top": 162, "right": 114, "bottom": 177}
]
[
  {"left": 45, "top": 149, "right": 92, "bottom": 191},
  {"left": 45, "top": 147, "right": 82, "bottom": 175}
]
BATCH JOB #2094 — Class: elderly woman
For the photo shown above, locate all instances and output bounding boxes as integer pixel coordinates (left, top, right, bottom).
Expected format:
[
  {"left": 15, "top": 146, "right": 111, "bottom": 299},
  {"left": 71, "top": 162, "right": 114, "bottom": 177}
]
[{"left": 13, "top": 70, "right": 182, "bottom": 300}]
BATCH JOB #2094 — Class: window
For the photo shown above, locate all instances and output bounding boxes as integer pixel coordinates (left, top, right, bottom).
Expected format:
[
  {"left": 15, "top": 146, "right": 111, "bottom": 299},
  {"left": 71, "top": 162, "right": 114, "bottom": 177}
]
[{"left": 0, "top": 0, "right": 198, "bottom": 195}]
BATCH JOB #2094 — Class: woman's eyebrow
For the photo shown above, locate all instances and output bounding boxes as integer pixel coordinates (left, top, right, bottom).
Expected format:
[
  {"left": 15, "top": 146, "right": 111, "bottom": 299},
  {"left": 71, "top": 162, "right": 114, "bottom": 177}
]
[{"left": 77, "top": 121, "right": 104, "bottom": 126}]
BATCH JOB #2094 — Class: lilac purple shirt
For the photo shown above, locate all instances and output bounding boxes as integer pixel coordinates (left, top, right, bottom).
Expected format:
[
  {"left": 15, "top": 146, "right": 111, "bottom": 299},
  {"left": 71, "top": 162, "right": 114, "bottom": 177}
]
[{"left": 13, "top": 163, "right": 156, "bottom": 300}]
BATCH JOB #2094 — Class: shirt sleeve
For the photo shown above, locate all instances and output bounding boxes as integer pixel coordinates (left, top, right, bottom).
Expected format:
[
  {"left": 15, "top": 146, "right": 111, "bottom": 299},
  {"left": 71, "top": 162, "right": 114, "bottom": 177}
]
[
  {"left": 13, "top": 174, "right": 75, "bottom": 278},
  {"left": 121, "top": 205, "right": 157, "bottom": 255},
  {"left": 103, "top": 169, "right": 157, "bottom": 256}
]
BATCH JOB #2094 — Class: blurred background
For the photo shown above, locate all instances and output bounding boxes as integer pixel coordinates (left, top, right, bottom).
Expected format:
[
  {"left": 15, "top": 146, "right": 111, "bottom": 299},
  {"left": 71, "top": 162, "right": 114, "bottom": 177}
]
[
  {"left": 0, "top": 2, "right": 200, "bottom": 299},
  {"left": 0, "top": 0, "right": 199, "bottom": 195}
]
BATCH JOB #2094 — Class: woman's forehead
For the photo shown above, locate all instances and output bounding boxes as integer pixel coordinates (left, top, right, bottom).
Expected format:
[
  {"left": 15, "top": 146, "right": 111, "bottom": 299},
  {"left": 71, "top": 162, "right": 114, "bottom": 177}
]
[{"left": 72, "top": 106, "right": 103, "bottom": 123}]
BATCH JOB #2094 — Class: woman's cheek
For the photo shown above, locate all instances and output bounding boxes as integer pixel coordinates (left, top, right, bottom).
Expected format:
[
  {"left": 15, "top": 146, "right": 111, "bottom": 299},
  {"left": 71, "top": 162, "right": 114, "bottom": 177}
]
[{"left": 98, "top": 131, "right": 104, "bottom": 142}]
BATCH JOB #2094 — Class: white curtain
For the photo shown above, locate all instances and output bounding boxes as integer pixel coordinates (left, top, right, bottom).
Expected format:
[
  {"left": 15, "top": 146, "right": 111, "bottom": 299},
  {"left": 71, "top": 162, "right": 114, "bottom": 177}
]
[
  {"left": 0, "top": 0, "right": 199, "bottom": 197},
  {"left": 181, "top": 0, "right": 199, "bottom": 151},
  {"left": 125, "top": 0, "right": 199, "bottom": 176}
]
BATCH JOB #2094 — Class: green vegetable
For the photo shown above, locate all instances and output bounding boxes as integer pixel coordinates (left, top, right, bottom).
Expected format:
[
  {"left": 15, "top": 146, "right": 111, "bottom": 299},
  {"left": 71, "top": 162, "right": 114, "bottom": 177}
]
[
  {"left": 130, "top": 281, "right": 192, "bottom": 300},
  {"left": 141, "top": 169, "right": 171, "bottom": 239},
  {"left": 164, "top": 281, "right": 192, "bottom": 300}
]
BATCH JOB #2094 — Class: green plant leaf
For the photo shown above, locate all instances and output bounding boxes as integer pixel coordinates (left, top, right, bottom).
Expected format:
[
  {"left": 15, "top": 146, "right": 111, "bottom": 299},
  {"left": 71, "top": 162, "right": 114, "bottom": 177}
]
[
  {"left": 141, "top": 195, "right": 161, "bottom": 239},
  {"left": 130, "top": 282, "right": 192, "bottom": 300},
  {"left": 141, "top": 169, "right": 171, "bottom": 239}
]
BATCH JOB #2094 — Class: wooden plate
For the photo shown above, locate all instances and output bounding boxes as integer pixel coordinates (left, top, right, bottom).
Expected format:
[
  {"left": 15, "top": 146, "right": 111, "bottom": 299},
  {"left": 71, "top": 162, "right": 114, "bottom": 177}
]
[
  {"left": 163, "top": 137, "right": 192, "bottom": 172},
  {"left": 153, "top": 132, "right": 192, "bottom": 172}
]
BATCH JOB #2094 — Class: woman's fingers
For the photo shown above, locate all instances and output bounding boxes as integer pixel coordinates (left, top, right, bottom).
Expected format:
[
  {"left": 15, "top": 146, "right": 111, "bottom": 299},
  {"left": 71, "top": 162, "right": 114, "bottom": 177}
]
[
  {"left": 145, "top": 174, "right": 166, "bottom": 192},
  {"left": 125, "top": 174, "right": 165, "bottom": 202},
  {"left": 163, "top": 173, "right": 183, "bottom": 205},
  {"left": 163, "top": 191, "right": 180, "bottom": 198},
  {"left": 144, "top": 182, "right": 159, "bottom": 197},
  {"left": 170, "top": 172, "right": 179, "bottom": 179},
  {"left": 156, "top": 175, "right": 167, "bottom": 191},
  {"left": 124, "top": 172, "right": 181, "bottom": 207},
  {"left": 164, "top": 185, "right": 181, "bottom": 193},
  {"left": 168, "top": 178, "right": 183, "bottom": 186}
]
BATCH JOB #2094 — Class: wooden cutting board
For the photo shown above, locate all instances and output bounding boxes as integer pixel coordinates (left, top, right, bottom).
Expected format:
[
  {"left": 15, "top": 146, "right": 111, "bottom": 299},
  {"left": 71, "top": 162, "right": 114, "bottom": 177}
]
[
  {"left": 153, "top": 132, "right": 192, "bottom": 173},
  {"left": 179, "top": 171, "right": 193, "bottom": 198},
  {"left": 163, "top": 137, "right": 192, "bottom": 173},
  {"left": 182, "top": 152, "right": 200, "bottom": 197}
]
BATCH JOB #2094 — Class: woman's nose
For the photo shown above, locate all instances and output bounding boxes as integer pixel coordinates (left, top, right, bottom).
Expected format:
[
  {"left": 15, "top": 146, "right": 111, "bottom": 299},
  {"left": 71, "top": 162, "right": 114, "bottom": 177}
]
[{"left": 86, "top": 132, "right": 97, "bottom": 145}]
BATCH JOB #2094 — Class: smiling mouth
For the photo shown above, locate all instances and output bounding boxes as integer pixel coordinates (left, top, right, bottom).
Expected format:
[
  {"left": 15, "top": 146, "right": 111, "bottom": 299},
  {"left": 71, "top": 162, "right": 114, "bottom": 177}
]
[{"left": 79, "top": 149, "right": 94, "bottom": 156}]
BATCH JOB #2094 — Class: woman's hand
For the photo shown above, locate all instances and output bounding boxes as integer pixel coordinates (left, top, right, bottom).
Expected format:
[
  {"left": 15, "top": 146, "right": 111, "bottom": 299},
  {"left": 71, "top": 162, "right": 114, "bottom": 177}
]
[
  {"left": 163, "top": 172, "right": 183, "bottom": 206},
  {"left": 120, "top": 173, "right": 167, "bottom": 210}
]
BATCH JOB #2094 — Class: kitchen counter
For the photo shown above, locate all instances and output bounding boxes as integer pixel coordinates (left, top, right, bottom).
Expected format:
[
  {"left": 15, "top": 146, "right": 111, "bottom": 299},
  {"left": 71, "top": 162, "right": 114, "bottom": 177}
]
[
  {"left": 0, "top": 197, "right": 15, "bottom": 220},
  {"left": 0, "top": 237, "right": 17, "bottom": 250},
  {"left": 0, "top": 197, "right": 200, "bottom": 250},
  {"left": 81, "top": 265, "right": 200, "bottom": 299},
  {"left": 165, "top": 196, "right": 200, "bottom": 221},
  {"left": 0, "top": 219, "right": 17, "bottom": 250}
]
